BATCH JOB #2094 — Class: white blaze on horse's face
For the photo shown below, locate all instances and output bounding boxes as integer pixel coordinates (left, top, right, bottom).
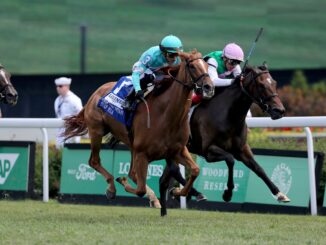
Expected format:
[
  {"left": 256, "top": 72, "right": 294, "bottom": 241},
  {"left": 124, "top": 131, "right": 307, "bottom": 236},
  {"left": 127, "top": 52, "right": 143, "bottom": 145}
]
[
  {"left": 198, "top": 59, "right": 214, "bottom": 98},
  {"left": 266, "top": 78, "right": 272, "bottom": 85}
]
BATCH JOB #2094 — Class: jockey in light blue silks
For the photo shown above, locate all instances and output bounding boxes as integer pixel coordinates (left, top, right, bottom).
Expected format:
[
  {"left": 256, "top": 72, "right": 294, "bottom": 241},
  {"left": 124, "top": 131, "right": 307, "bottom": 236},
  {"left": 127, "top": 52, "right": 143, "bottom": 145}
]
[{"left": 123, "top": 35, "right": 183, "bottom": 110}]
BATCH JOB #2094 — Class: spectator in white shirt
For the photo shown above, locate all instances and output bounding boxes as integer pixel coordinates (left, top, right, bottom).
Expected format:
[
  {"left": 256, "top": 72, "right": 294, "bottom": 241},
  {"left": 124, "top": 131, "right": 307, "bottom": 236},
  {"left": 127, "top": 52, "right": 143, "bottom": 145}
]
[{"left": 54, "top": 77, "right": 83, "bottom": 148}]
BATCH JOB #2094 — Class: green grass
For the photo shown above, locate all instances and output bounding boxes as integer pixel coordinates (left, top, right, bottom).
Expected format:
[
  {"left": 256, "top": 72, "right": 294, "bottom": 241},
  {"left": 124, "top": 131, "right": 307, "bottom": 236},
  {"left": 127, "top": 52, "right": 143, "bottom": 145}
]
[
  {"left": 1, "top": 0, "right": 326, "bottom": 74},
  {"left": 1, "top": 200, "right": 326, "bottom": 245}
]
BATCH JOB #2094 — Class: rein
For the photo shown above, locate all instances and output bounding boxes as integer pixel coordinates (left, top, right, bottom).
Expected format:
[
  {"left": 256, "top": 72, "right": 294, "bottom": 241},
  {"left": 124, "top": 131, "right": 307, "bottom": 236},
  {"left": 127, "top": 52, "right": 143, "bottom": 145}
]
[
  {"left": 240, "top": 70, "right": 278, "bottom": 112},
  {"left": 167, "top": 58, "right": 209, "bottom": 90}
]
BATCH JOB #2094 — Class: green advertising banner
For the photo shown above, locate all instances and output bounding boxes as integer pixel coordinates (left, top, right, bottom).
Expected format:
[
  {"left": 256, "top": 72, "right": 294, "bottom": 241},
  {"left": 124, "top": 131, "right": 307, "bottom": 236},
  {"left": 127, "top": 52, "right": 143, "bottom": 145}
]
[
  {"left": 60, "top": 145, "right": 166, "bottom": 197},
  {"left": 194, "top": 157, "right": 250, "bottom": 203},
  {"left": 0, "top": 141, "right": 35, "bottom": 194},
  {"left": 245, "top": 155, "right": 311, "bottom": 207},
  {"left": 60, "top": 145, "right": 324, "bottom": 213},
  {"left": 60, "top": 147, "right": 114, "bottom": 195},
  {"left": 193, "top": 149, "right": 324, "bottom": 210}
]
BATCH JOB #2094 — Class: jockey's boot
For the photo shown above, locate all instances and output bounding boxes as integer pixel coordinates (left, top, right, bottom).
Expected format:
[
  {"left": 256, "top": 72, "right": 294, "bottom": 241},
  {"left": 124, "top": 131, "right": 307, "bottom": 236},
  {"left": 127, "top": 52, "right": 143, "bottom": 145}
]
[
  {"left": 191, "top": 93, "right": 203, "bottom": 106},
  {"left": 123, "top": 89, "right": 135, "bottom": 111}
]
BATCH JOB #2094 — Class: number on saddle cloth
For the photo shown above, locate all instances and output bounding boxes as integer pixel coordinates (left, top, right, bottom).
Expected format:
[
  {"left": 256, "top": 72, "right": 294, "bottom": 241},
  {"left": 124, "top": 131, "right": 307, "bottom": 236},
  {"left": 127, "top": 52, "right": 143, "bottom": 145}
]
[{"left": 97, "top": 76, "right": 137, "bottom": 127}]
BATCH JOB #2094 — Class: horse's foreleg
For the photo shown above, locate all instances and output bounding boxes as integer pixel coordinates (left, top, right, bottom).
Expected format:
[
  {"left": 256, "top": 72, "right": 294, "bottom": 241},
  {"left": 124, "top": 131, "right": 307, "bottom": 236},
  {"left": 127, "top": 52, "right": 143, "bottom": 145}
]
[
  {"left": 205, "top": 145, "right": 235, "bottom": 202},
  {"left": 159, "top": 159, "right": 174, "bottom": 216},
  {"left": 239, "top": 144, "right": 290, "bottom": 202},
  {"left": 171, "top": 147, "right": 199, "bottom": 197},
  {"left": 89, "top": 132, "right": 116, "bottom": 199}
]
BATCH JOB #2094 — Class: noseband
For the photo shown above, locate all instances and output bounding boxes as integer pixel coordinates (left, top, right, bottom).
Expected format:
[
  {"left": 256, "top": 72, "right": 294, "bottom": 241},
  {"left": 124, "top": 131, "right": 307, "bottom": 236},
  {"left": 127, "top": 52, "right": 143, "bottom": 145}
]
[
  {"left": 240, "top": 70, "right": 279, "bottom": 112},
  {"left": 168, "top": 57, "right": 210, "bottom": 90}
]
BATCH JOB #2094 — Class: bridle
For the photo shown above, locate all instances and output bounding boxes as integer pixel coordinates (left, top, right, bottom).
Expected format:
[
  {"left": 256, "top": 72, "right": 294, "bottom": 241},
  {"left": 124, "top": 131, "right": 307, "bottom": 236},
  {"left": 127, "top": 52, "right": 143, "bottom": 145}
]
[
  {"left": 0, "top": 84, "right": 10, "bottom": 101},
  {"left": 0, "top": 67, "right": 15, "bottom": 102},
  {"left": 168, "top": 57, "right": 210, "bottom": 91},
  {"left": 240, "top": 69, "right": 279, "bottom": 112}
]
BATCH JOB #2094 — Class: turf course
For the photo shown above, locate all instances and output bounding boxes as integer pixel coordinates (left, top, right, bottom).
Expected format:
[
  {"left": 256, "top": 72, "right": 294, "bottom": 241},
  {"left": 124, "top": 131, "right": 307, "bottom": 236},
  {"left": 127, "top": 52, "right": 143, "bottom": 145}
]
[{"left": 1, "top": 200, "right": 325, "bottom": 244}]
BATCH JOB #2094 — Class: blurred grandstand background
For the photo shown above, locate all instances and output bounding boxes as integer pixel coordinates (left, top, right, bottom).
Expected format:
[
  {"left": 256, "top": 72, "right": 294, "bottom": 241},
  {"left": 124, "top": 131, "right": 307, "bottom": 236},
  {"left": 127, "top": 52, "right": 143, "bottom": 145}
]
[{"left": 1, "top": 0, "right": 326, "bottom": 74}]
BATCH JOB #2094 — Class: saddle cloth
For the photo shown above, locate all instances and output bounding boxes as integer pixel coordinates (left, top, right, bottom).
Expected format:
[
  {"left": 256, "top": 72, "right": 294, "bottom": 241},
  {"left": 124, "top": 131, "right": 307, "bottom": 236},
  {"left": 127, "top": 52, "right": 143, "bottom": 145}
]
[{"left": 97, "top": 76, "right": 137, "bottom": 127}]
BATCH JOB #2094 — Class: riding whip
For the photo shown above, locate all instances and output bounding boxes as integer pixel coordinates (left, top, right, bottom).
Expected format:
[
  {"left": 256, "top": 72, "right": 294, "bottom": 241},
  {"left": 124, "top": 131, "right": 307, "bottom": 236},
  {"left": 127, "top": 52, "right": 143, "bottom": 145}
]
[{"left": 242, "top": 27, "right": 264, "bottom": 71}]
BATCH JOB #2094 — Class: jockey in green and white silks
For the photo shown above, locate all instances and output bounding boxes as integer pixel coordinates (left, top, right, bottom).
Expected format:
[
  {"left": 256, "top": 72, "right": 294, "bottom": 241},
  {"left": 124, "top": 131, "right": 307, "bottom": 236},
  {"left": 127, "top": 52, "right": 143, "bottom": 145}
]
[
  {"left": 205, "top": 43, "right": 244, "bottom": 87},
  {"left": 191, "top": 43, "right": 244, "bottom": 105},
  {"left": 131, "top": 35, "right": 183, "bottom": 98}
]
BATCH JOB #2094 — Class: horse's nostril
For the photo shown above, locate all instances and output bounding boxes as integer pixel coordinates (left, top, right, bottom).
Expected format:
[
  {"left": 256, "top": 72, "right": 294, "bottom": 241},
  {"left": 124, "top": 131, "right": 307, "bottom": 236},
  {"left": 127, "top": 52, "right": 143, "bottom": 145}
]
[
  {"left": 272, "top": 107, "right": 285, "bottom": 116},
  {"left": 203, "top": 84, "right": 212, "bottom": 92}
]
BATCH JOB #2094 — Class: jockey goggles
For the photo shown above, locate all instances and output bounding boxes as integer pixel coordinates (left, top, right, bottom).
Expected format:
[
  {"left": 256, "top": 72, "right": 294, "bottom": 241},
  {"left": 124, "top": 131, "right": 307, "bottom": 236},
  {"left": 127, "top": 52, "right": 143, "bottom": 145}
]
[
  {"left": 226, "top": 59, "right": 241, "bottom": 66},
  {"left": 166, "top": 52, "right": 178, "bottom": 58}
]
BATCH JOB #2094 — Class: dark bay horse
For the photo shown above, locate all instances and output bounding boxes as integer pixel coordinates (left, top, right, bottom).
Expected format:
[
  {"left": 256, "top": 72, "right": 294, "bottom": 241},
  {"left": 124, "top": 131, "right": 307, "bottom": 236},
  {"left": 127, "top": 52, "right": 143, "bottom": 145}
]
[
  {"left": 0, "top": 64, "right": 18, "bottom": 106},
  {"left": 63, "top": 50, "right": 214, "bottom": 202},
  {"left": 159, "top": 63, "right": 289, "bottom": 215}
]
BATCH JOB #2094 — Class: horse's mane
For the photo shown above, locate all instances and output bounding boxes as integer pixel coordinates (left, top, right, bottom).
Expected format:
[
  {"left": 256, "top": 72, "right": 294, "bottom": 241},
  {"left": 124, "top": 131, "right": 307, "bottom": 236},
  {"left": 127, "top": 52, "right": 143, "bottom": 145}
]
[
  {"left": 152, "top": 50, "right": 202, "bottom": 97},
  {"left": 152, "top": 76, "right": 174, "bottom": 96},
  {"left": 243, "top": 63, "right": 269, "bottom": 74}
]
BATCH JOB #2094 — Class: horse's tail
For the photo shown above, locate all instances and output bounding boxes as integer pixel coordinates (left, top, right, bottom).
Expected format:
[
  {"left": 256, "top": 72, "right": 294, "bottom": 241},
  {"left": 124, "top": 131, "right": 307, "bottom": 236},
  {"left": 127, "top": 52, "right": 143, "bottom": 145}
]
[{"left": 62, "top": 108, "right": 88, "bottom": 140}]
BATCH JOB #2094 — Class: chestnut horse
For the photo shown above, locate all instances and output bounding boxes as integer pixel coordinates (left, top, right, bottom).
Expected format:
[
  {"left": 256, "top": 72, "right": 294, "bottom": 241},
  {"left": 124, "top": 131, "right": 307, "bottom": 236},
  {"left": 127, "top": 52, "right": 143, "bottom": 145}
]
[
  {"left": 63, "top": 50, "right": 214, "bottom": 202},
  {"left": 0, "top": 64, "right": 18, "bottom": 106},
  {"left": 159, "top": 64, "right": 290, "bottom": 216}
]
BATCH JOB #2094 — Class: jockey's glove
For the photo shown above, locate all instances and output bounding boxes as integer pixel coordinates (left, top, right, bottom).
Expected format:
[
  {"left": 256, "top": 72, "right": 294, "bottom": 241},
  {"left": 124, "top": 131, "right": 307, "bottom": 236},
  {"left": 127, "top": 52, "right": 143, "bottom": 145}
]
[
  {"left": 235, "top": 74, "right": 244, "bottom": 82},
  {"left": 135, "top": 90, "right": 144, "bottom": 99}
]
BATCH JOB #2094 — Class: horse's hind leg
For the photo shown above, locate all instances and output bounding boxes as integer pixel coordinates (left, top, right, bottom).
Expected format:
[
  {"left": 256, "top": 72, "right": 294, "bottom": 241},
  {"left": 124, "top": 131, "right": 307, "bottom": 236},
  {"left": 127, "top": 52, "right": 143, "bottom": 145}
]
[{"left": 88, "top": 129, "right": 116, "bottom": 199}]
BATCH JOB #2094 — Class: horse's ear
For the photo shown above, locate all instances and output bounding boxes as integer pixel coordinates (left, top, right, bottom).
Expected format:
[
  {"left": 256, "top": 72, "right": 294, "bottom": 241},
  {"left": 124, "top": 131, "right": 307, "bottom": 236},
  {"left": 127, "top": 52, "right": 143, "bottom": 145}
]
[
  {"left": 178, "top": 51, "right": 185, "bottom": 61},
  {"left": 262, "top": 61, "right": 268, "bottom": 70},
  {"left": 243, "top": 65, "right": 252, "bottom": 73}
]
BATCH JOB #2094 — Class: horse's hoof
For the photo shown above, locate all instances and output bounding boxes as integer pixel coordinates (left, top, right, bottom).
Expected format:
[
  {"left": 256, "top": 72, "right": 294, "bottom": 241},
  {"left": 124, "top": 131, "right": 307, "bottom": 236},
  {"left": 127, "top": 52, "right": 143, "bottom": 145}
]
[
  {"left": 276, "top": 192, "right": 291, "bottom": 202},
  {"left": 115, "top": 177, "right": 122, "bottom": 184},
  {"left": 161, "top": 208, "right": 167, "bottom": 217},
  {"left": 195, "top": 193, "right": 207, "bottom": 202},
  {"left": 105, "top": 189, "right": 116, "bottom": 199},
  {"left": 137, "top": 192, "right": 146, "bottom": 198},
  {"left": 115, "top": 176, "right": 127, "bottom": 186},
  {"left": 222, "top": 191, "right": 232, "bottom": 202}
]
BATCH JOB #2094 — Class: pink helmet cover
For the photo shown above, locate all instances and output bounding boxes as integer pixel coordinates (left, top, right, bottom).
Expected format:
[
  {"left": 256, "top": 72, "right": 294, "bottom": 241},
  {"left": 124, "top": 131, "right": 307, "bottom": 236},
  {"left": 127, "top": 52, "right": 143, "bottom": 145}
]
[{"left": 223, "top": 43, "right": 244, "bottom": 61}]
